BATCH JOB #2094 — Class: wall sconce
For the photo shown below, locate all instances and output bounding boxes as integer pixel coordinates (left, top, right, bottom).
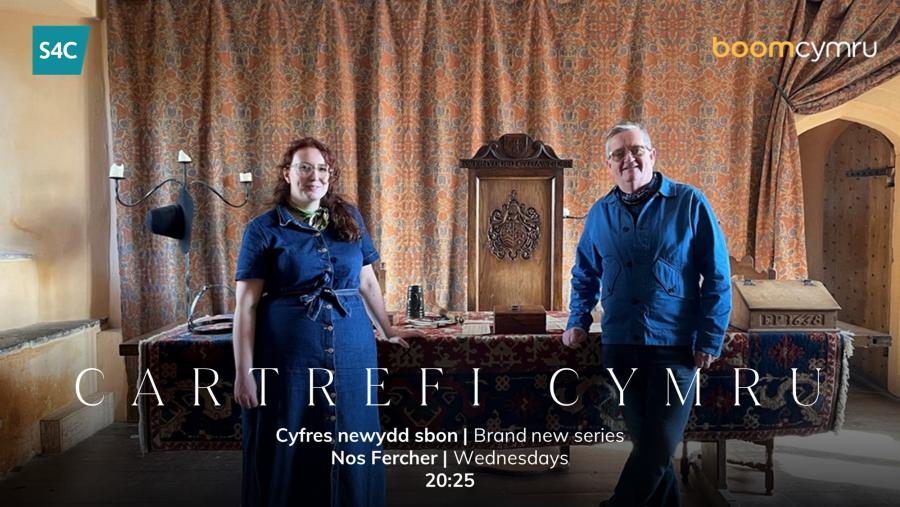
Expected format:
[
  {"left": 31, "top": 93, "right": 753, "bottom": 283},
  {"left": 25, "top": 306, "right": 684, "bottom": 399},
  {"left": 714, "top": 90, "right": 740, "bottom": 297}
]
[
  {"left": 109, "top": 150, "right": 252, "bottom": 209},
  {"left": 109, "top": 150, "right": 254, "bottom": 318}
]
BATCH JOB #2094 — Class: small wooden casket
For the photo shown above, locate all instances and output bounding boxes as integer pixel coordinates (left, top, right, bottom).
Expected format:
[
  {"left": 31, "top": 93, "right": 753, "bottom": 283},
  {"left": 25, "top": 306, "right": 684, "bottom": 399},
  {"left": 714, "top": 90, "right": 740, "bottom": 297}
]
[
  {"left": 494, "top": 304, "right": 546, "bottom": 334},
  {"left": 730, "top": 279, "right": 841, "bottom": 332}
]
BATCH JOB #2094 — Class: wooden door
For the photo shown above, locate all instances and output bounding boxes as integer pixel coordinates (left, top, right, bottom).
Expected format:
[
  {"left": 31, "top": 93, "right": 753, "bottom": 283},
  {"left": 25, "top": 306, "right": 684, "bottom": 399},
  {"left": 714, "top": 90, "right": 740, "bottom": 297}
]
[{"left": 822, "top": 123, "right": 894, "bottom": 387}]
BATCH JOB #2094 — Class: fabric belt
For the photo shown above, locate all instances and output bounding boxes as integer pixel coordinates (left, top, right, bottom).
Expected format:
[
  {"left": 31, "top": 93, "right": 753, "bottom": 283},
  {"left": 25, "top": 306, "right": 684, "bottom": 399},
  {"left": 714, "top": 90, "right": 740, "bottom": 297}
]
[{"left": 267, "top": 287, "right": 360, "bottom": 320}]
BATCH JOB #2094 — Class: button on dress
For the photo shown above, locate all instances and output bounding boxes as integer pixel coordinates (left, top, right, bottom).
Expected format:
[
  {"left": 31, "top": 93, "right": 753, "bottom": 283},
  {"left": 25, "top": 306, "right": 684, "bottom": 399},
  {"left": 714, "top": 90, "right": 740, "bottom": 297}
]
[{"left": 236, "top": 204, "right": 384, "bottom": 507}]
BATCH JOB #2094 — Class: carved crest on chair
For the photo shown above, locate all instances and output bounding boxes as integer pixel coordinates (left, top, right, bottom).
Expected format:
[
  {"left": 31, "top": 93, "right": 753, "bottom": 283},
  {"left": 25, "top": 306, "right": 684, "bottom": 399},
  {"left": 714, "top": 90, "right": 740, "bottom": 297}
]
[
  {"left": 487, "top": 190, "right": 541, "bottom": 260},
  {"left": 462, "top": 133, "right": 570, "bottom": 168}
]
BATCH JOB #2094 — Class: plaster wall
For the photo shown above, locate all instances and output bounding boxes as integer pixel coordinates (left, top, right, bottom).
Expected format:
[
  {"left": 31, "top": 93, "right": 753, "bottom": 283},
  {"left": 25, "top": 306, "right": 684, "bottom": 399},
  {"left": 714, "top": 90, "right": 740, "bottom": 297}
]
[
  {"left": 0, "top": 8, "right": 109, "bottom": 327},
  {"left": 0, "top": 325, "right": 99, "bottom": 474},
  {"left": 0, "top": 7, "right": 121, "bottom": 474},
  {"left": 96, "top": 328, "right": 127, "bottom": 422},
  {"left": 0, "top": 258, "right": 39, "bottom": 330}
]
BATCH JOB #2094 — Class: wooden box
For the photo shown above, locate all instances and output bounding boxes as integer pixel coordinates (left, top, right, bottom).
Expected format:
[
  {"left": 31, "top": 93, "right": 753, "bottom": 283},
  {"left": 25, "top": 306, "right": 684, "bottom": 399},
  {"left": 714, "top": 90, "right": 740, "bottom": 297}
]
[
  {"left": 730, "top": 279, "right": 841, "bottom": 332},
  {"left": 41, "top": 392, "right": 114, "bottom": 454},
  {"left": 494, "top": 304, "right": 546, "bottom": 334}
]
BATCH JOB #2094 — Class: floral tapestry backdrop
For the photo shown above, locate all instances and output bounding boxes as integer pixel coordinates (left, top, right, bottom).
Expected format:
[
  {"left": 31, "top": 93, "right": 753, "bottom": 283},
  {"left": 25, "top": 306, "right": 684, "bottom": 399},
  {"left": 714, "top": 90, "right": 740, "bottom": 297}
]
[{"left": 106, "top": 0, "right": 898, "bottom": 338}]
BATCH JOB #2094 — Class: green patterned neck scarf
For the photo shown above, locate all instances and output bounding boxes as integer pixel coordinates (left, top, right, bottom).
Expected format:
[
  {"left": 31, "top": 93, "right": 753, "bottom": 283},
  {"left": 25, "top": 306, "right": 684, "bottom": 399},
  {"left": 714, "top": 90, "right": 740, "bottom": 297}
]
[{"left": 290, "top": 205, "right": 329, "bottom": 231}]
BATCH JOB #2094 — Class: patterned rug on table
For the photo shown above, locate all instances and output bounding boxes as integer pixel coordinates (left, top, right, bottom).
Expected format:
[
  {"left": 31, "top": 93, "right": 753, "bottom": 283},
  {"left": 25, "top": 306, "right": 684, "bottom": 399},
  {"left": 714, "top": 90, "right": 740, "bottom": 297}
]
[{"left": 140, "top": 320, "right": 848, "bottom": 451}]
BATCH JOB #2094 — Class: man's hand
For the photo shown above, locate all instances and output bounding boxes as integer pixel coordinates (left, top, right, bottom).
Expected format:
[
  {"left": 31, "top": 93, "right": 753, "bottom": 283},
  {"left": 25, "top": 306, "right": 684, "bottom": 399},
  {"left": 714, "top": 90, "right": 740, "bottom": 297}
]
[
  {"left": 562, "top": 327, "right": 588, "bottom": 349},
  {"left": 694, "top": 351, "right": 717, "bottom": 369}
]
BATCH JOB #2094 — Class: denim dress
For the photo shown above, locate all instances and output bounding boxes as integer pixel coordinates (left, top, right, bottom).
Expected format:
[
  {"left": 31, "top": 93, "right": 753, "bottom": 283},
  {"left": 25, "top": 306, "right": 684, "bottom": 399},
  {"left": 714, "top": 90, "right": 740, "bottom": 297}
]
[{"left": 236, "top": 204, "right": 384, "bottom": 507}]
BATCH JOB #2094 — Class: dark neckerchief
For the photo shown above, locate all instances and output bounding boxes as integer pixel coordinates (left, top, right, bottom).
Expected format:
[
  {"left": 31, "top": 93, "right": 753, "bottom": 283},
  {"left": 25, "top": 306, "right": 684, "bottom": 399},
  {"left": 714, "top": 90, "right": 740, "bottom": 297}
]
[
  {"left": 617, "top": 172, "right": 661, "bottom": 220},
  {"left": 617, "top": 171, "right": 661, "bottom": 206}
]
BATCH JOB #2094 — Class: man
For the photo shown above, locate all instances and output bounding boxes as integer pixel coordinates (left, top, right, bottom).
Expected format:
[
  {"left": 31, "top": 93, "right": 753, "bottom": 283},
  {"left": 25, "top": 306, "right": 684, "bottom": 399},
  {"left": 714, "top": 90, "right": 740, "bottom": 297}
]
[{"left": 563, "top": 122, "right": 732, "bottom": 507}]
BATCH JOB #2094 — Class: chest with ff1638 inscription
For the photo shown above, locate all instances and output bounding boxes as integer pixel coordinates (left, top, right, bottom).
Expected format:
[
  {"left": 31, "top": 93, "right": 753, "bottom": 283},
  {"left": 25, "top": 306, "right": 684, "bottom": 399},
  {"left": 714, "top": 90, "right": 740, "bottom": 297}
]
[{"left": 729, "top": 279, "right": 841, "bottom": 332}]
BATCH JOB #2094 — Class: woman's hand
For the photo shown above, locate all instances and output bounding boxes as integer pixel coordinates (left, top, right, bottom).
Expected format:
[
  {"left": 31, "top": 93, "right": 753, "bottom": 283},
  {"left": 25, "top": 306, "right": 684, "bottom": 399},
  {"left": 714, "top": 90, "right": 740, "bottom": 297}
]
[
  {"left": 234, "top": 371, "right": 259, "bottom": 409},
  {"left": 233, "top": 279, "right": 263, "bottom": 409},
  {"left": 379, "top": 326, "right": 426, "bottom": 349}
]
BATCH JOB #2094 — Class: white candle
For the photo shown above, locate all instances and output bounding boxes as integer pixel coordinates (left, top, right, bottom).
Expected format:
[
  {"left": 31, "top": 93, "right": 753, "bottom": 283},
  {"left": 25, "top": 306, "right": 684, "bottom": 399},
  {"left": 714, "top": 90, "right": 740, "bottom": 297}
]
[
  {"left": 239, "top": 172, "right": 253, "bottom": 183},
  {"left": 109, "top": 163, "right": 125, "bottom": 179},
  {"left": 177, "top": 150, "right": 192, "bottom": 163}
]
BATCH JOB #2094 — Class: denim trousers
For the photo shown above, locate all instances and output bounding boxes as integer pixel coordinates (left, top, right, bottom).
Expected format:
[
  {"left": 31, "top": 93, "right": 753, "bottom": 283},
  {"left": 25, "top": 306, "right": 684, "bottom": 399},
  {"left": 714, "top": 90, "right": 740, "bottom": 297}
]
[{"left": 604, "top": 344, "right": 697, "bottom": 507}]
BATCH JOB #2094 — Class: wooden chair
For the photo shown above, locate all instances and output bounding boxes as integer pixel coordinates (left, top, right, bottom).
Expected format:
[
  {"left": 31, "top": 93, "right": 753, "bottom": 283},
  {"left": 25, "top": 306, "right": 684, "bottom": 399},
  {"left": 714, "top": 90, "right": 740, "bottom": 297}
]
[{"left": 730, "top": 255, "right": 776, "bottom": 282}]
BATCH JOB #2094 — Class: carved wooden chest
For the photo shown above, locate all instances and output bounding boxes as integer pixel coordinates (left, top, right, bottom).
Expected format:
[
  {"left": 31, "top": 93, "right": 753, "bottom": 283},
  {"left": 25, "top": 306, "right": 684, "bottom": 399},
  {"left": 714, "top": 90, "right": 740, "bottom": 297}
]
[{"left": 730, "top": 279, "right": 841, "bottom": 332}]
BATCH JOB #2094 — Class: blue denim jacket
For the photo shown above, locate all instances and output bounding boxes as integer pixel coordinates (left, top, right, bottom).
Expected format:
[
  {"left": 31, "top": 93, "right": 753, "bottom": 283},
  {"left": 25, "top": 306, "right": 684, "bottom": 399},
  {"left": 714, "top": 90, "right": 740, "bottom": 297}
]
[
  {"left": 235, "top": 204, "right": 380, "bottom": 297},
  {"left": 566, "top": 173, "right": 732, "bottom": 356}
]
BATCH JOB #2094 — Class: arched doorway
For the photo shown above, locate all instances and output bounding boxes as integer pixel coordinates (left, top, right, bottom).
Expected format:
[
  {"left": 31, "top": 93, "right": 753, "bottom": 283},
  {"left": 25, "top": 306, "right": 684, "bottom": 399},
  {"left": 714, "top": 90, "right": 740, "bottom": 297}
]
[{"left": 800, "top": 120, "right": 896, "bottom": 388}]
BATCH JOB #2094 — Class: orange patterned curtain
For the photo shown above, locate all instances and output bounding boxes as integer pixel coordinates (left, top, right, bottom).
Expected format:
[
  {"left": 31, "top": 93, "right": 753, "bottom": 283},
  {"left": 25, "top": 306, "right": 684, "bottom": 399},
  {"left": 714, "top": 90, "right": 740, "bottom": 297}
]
[
  {"left": 107, "top": 0, "right": 898, "bottom": 338},
  {"left": 757, "top": 0, "right": 899, "bottom": 278}
]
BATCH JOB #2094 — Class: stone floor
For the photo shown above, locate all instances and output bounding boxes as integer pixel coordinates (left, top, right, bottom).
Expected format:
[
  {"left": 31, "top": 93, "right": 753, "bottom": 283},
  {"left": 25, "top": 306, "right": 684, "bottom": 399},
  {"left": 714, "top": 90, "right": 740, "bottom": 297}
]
[
  {"left": 1, "top": 379, "right": 898, "bottom": 506},
  {"left": 722, "top": 380, "right": 900, "bottom": 507}
]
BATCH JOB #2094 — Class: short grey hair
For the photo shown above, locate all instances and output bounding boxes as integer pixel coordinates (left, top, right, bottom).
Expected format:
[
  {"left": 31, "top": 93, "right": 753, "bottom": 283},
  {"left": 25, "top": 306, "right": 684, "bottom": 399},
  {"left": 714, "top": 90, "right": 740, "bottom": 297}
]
[{"left": 605, "top": 121, "right": 653, "bottom": 155}]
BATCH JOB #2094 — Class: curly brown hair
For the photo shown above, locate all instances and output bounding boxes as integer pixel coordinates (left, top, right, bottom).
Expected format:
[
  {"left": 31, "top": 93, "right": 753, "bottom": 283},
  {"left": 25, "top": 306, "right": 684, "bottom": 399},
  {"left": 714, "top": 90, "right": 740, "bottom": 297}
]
[{"left": 272, "top": 137, "right": 362, "bottom": 241}]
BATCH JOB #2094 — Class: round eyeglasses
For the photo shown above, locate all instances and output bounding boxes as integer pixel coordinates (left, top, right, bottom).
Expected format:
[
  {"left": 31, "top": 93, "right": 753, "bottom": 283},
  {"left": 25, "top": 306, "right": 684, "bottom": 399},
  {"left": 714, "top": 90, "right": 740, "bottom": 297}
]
[
  {"left": 291, "top": 163, "right": 333, "bottom": 179},
  {"left": 607, "top": 145, "right": 650, "bottom": 162}
]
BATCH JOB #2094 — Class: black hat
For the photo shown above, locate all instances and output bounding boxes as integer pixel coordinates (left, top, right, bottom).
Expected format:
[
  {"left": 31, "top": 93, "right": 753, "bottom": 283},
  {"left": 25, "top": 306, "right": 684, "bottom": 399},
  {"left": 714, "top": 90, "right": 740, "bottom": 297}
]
[{"left": 145, "top": 187, "right": 194, "bottom": 253}]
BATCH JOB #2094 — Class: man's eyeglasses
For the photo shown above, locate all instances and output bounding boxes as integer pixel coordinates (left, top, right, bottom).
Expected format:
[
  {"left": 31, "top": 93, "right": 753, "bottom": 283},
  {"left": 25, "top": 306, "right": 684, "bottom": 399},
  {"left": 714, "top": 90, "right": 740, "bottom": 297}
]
[
  {"left": 291, "top": 163, "right": 333, "bottom": 178},
  {"left": 607, "top": 145, "right": 650, "bottom": 162}
]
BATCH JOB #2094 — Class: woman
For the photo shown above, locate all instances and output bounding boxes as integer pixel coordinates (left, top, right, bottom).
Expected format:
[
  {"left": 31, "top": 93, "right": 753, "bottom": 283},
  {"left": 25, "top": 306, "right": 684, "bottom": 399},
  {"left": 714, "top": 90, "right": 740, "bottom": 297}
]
[{"left": 233, "top": 137, "right": 419, "bottom": 506}]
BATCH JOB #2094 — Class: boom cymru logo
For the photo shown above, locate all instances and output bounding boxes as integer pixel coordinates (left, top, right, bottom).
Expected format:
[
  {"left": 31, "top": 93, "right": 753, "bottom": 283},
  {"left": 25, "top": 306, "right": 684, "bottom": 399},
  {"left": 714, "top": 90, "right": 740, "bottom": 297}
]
[{"left": 712, "top": 36, "right": 878, "bottom": 62}]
